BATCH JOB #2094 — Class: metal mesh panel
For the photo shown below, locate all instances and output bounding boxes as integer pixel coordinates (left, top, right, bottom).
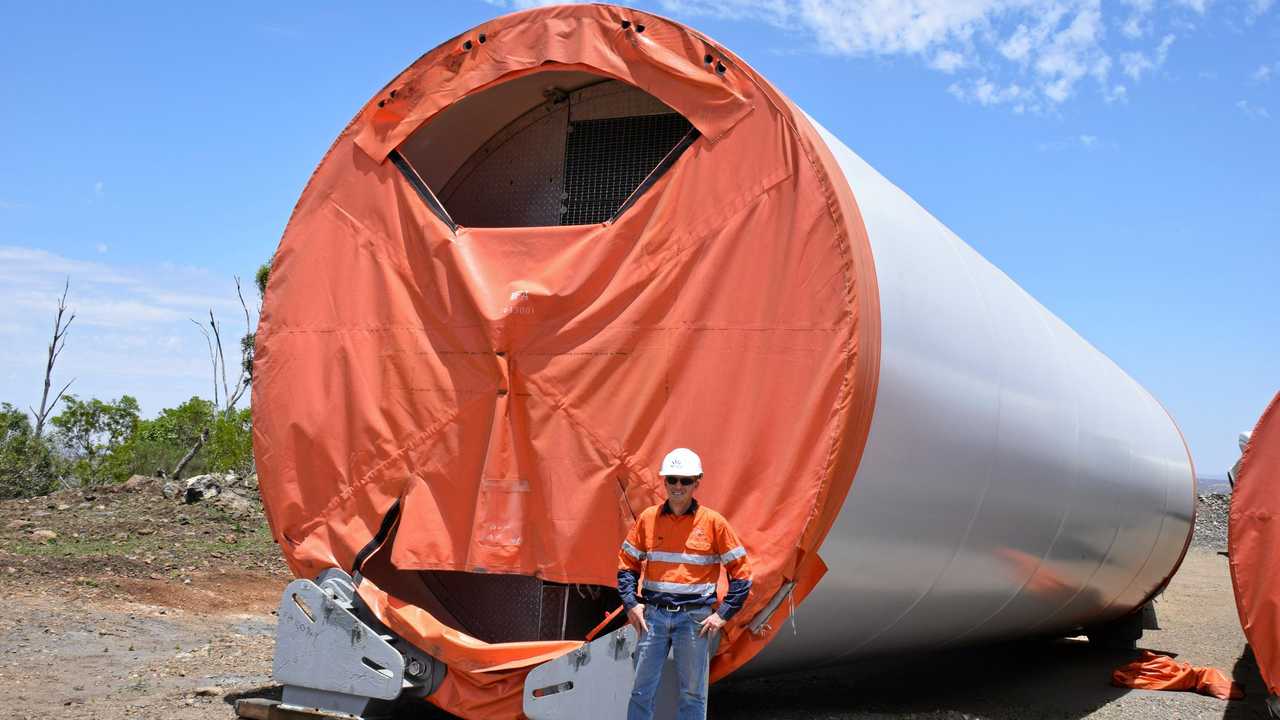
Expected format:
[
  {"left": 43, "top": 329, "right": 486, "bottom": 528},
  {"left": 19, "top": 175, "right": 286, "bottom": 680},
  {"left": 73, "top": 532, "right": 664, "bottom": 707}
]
[
  {"left": 562, "top": 113, "right": 691, "bottom": 225},
  {"left": 429, "top": 80, "right": 693, "bottom": 228},
  {"left": 568, "top": 80, "right": 674, "bottom": 122},
  {"left": 420, "top": 570, "right": 545, "bottom": 642},
  {"left": 439, "top": 104, "right": 569, "bottom": 228},
  {"left": 416, "top": 571, "right": 622, "bottom": 642}
]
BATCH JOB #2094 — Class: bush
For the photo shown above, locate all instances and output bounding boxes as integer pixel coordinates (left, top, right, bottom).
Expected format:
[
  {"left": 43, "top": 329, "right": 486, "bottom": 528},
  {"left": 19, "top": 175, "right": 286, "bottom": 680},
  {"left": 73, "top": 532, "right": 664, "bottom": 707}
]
[
  {"left": 100, "top": 399, "right": 253, "bottom": 481},
  {"left": 207, "top": 407, "right": 254, "bottom": 477},
  {"left": 0, "top": 403, "right": 62, "bottom": 498},
  {"left": 104, "top": 397, "right": 214, "bottom": 481},
  {"left": 50, "top": 395, "right": 140, "bottom": 486}
]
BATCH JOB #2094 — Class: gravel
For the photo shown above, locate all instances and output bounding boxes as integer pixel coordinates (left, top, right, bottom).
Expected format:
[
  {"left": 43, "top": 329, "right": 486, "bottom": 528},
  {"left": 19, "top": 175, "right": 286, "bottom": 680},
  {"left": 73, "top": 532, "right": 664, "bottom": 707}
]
[{"left": 1192, "top": 492, "right": 1232, "bottom": 550}]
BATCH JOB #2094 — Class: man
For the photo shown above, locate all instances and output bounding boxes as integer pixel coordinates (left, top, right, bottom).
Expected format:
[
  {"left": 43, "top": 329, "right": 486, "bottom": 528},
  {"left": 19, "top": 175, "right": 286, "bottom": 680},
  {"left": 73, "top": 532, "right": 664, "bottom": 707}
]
[{"left": 617, "top": 448, "right": 752, "bottom": 720}]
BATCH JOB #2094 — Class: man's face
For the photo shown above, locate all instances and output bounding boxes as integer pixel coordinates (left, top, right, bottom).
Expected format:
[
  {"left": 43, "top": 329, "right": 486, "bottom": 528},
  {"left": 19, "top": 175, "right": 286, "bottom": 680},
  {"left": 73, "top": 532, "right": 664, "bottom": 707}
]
[{"left": 663, "top": 475, "right": 700, "bottom": 504}]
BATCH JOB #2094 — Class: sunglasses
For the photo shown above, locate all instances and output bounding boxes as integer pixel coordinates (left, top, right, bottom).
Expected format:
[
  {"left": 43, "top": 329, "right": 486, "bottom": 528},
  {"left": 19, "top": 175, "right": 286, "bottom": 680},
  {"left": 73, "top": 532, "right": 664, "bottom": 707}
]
[{"left": 664, "top": 476, "right": 700, "bottom": 486}]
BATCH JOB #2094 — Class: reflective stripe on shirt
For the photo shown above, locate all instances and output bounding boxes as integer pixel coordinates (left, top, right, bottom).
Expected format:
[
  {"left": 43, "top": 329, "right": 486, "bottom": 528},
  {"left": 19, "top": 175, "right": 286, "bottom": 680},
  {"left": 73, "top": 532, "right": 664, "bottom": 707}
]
[
  {"left": 643, "top": 578, "right": 717, "bottom": 596},
  {"left": 621, "top": 540, "right": 646, "bottom": 560},
  {"left": 719, "top": 545, "right": 747, "bottom": 563},
  {"left": 646, "top": 549, "right": 720, "bottom": 565}
]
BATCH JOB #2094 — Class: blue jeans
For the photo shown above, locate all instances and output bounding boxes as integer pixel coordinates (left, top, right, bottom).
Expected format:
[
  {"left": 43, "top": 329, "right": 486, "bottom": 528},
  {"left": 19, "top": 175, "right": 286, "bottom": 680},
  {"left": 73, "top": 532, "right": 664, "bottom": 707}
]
[{"left": 628, "top": 605, "right": 713, "bottom": 720}]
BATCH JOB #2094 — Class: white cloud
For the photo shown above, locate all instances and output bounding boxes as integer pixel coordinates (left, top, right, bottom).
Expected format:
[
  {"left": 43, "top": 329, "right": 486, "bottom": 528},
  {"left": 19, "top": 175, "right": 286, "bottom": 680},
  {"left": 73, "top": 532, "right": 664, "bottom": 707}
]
[
  {"left": 1120, "top": 15, "right": 1145, "bottom": 38},
  {"left": 1253, "top": 63, "right": 1277, "bottom": 82},
  {"left": 999, "top": 23, "right": 1038, "bottom": 63},
  {"left": 1103, "top": 83, "right": 1129, "bottom": 102},
  {"left": 660, "top": 0, "right": 1210, "bottom": 112},
  {"left": 1120, "top": 34, "right": 1175, "bottom": 80},
  {"left": 1037, "top": 133, "right": 1106, "bottom": 151},
  {"left": 1174, "top": 0, "right": 1211, "bottom": 14},
  {"left": 1248, "top": 0, "right": 1275, "bottom": 18},
  {"left": 0, "top": 245, "right": 255, "bottom": 418},
  {"left": 656, "top": 0, "right": 1243, "bottom": 112},
  {"left": 1236, "top": 99, "right": 1271, "bottom": 118},
  {"left": 1119, "top": 0, "right": 1155, "bottom": 36},
  {"left": 93, "top": 181, "right": 104, "bottom": 197},
  {"left": 948, "top": 77, "right": 1028, "bottom": 109},
  {"left": 930, "top": 49, "right": 967, "bottom": 73},
  {"left": 0, "top": 246, "right": 133, "bottom": 285},
  {"left": 95, "top": 242, "right": 109, "bottom": 254}
]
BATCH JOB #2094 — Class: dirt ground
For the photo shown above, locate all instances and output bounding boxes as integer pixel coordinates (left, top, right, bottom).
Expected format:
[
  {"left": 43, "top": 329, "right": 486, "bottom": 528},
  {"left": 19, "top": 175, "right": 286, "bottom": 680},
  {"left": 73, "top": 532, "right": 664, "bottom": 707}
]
[{"left": 0, "top": 488, "right": 1272, "bottom": 719}]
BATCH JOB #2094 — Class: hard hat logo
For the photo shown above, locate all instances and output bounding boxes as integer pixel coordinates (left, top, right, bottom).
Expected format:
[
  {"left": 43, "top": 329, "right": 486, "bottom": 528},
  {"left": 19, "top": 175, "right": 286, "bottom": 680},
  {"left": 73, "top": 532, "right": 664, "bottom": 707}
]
[{"left": 660, "top": 448, "right": 703, "bottom": 476}]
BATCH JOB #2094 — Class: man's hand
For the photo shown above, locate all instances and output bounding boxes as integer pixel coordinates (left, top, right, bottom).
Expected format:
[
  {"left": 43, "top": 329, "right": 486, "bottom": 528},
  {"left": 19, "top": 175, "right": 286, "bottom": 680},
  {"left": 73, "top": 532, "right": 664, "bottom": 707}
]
[
  {"left": 627, "top": 604, "right": 649, "bottom": 636},
  {"left": 698, "top": 611, "right": 726, "bottom": 638}
]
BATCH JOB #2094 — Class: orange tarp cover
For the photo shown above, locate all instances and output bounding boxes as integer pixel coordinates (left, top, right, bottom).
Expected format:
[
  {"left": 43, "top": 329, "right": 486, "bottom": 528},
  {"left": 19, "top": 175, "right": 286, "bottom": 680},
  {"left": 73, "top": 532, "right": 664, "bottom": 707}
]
[
  {"left": 253, "top": 4, "right": 879, "bottom": 718},
  {"left": 1112, "top": 651, "right": 1243, "bottom": 700},
  {"left": 1229, "top": 391, "right": 1280, "bottom": 698}
]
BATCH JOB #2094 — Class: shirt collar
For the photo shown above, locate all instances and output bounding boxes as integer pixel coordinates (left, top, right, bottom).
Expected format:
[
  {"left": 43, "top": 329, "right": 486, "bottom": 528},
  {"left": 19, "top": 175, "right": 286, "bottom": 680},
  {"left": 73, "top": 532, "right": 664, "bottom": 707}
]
[{"left": 660, "top": 497, "right": 699, "bottom": 516}]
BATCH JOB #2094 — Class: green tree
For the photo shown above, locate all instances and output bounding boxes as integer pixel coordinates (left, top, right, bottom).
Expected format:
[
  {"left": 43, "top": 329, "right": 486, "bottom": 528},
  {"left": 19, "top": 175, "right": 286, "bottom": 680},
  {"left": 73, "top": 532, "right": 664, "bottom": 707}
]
[
  {"left": 242, "top": 261, "right": 270, "bottom": 380},
  {"left": 0, "top": 403, "right": 60, "bottom": 498},
  {"left": 206, "top": 407, "right": 254, "bottom": 477},
  {"left": 104, "top": 397, "right": 214, "bottom": 481},
  {"left": 50, "top": 395, "right": 140, "bottom": 486}
]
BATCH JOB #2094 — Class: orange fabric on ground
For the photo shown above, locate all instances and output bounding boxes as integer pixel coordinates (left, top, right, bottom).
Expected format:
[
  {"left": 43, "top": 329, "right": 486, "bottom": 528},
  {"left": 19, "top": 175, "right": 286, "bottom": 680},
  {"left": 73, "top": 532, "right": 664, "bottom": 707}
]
[
  {"left": 1229, "top": 391, "right": 1280, "bottom": 697},
  {"left": 1112, "top": 651, "right": 1243, "bottom": 700},
  {"left": 253, "top": 4, "right": 881, "bottom": 718}
]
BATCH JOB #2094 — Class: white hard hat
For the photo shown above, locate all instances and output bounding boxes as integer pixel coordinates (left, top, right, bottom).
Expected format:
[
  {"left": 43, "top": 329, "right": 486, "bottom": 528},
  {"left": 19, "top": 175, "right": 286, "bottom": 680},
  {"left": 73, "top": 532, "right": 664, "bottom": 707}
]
[{"left": 659, "top": 448, "right": 703, "bottom": 477}]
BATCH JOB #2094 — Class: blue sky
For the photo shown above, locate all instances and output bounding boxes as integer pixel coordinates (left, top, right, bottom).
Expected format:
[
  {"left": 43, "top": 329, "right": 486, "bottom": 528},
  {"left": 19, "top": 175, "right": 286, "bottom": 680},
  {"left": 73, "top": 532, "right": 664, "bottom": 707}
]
[{"left": 0, "top": 1, "right": 1275, "bottom": 474}]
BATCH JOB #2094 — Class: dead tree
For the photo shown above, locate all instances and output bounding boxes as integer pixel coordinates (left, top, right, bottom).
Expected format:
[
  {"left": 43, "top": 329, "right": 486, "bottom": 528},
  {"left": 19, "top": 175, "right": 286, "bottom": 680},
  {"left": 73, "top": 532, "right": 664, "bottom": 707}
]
[
  {"left": 30, "top": 278, "right": 75, "bottom": 438},
  {"left": 174, "top": 277, "right": 253, "bottom": 480}
]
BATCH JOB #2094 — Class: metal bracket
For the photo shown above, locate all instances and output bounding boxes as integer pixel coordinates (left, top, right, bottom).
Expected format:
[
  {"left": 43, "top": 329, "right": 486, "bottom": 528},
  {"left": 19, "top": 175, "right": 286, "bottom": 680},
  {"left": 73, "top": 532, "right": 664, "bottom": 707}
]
[
  {"left": 523, "top": 625, "right": 680, "bottom": 719},
  {"left": 748, "top": 580, "right": 797, "bottom": 635},
  {"left": 274, "top": 578, "right": 404, "bottom": 717},
  {"left": 272, "top": 571, "right": 444, "bottom": 718}
]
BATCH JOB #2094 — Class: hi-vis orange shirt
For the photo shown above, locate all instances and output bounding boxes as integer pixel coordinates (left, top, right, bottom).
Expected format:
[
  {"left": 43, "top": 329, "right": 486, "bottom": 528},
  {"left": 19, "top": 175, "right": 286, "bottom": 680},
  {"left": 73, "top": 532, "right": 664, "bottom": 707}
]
[{"left": 617, "top": 499, "right": 753, "bottom": 619}]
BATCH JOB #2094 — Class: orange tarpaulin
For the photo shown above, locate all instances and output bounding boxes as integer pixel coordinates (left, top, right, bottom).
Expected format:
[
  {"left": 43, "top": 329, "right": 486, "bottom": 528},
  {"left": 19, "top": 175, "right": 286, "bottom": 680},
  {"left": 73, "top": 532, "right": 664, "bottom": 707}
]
[
  {"left": 1229, "top": 391, "right": 1280, "bottom": 699},
  {"left": 1112, "top": 651, "right": 1243, "bottom": 700},
  {"left": 252, "top": 4, "right": 879, "bottom": 718}
]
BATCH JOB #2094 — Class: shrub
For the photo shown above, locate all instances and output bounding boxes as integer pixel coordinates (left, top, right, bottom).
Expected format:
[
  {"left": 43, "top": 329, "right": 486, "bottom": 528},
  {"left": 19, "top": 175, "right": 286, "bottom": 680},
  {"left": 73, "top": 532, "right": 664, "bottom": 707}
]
[
  {"left": 50, "top": 395, "right": 140, "bottom": 486},
  {"left": 207, "top": 407, "right": 254, "bottom": 477},
  {"left": 0, "top": 403, "right": 62, "bottom": 498},
  {"left": 104, "top": 397, "right": 214, "bottom": 481}
]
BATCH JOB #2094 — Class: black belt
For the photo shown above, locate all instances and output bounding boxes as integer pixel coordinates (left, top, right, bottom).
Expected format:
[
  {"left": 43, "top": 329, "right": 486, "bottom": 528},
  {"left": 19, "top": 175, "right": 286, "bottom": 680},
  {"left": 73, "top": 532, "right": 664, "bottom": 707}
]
[{"left": 655, "top": 604, "right": 699, "bottom": 612}]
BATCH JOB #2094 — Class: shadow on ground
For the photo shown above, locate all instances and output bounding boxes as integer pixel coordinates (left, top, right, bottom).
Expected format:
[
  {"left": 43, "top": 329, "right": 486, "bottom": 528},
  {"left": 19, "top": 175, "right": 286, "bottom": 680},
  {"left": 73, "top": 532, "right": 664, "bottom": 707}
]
[
  {"left": 1224, "top": 644, "right": 1274, "bottom": 720},
  {"left": 711, "top": 637, "right": 1136, "bottom": 719},
  {"left": 221, "top": 638, "right": 1278, "bottom": 720},
  {"left": 224, "top": 685, "right": 457, "bottom": 719}
]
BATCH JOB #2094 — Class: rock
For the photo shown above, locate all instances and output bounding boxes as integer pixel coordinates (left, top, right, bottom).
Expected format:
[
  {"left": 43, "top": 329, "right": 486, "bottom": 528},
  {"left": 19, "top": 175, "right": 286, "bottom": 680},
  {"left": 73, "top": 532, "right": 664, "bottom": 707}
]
[
  {"left": 194, "top": 686, "right": 222, "bottom": 697},
  {"left": 6, "top": 519, "right": 34, "bottom": 530},
  {"left": 31, "top": 530, "right": 58, "bottom": 543},
  {"left": 120, "top": 475, "right": 156, "bottom": 493},
  {"left": 183, "top": 474, "right": 222, "bottom": 503},
  {"left": 55, "top": 504, "right": 71, "bottom": 511},
  {"left": 161, "top": 481, "right": 182, "bottom": 500},
  {"left": 1193, "top": 493, "right": 1232, "bottom": 550},
  {"left": 212, "top": 491, "right": 253, "bottom": 514}
]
